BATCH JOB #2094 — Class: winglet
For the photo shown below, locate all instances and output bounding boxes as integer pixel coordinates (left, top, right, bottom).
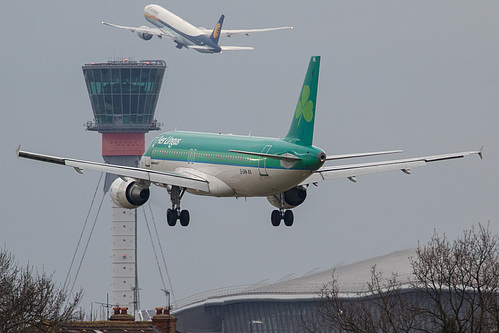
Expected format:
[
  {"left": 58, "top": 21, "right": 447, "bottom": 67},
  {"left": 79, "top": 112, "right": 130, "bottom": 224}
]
[
  {"left": 479, "top": 146, "right": 484, "bottom": 160},
  {"left": 15, "top": 145, "right": 21, "bottom": 158}
]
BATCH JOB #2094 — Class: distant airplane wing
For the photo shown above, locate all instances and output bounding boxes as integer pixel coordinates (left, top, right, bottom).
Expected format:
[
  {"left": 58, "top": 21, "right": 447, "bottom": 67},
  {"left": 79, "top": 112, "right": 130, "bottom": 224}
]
[
  {"left": 16, "top": 147, "right": 209, "bottom": 192},
  {"left": 220, "top": 46, "right": 254, "bottom": 51},
  {"left": 220, "top": 27, "right": 293, "bottom": 37},
  {"left": 102, "top": 22, "right": 173, "bottom": 39},
  {"left": 301, "top": 149, "right": 483, "bottom": 185},
  {"left": 198, "top": 26, "right": 292, "bottom": 37}
]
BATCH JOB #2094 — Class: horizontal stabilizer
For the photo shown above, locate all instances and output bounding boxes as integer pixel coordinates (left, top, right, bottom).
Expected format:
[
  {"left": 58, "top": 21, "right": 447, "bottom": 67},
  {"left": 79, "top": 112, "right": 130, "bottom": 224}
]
[
  {"left": 301, "top": 149, "right": 482, "bottom": 186},
  {"left": 220, "top": 46, "right": 254, "bottom": 51},
  {"left": 326, "top": 150, "right": 404, "bottom": 161}
]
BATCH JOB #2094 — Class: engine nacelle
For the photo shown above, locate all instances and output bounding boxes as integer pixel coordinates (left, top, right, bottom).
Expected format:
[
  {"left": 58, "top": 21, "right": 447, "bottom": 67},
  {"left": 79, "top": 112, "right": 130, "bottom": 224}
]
[
  {"left": 137, "top": 26, "right": 153, "bottom": 40},
  {"left": 110, "top": 178, "right": 150, "bottom": 209},
  {"left": 267, "top": 186, "right": 307, "bottom": 209}
]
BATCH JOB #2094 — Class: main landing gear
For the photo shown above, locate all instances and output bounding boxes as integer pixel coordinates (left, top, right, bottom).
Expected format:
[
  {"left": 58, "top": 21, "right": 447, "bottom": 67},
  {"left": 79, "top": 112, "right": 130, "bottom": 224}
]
[
  {"left": 166, "top": 186, "right": 190, "bottom": 227},
  {"left": 271, "top": 193, "right": 294, "bottom": 227},
  {"left": 271, "top": 209, "right": 294, "bottom": 227}
]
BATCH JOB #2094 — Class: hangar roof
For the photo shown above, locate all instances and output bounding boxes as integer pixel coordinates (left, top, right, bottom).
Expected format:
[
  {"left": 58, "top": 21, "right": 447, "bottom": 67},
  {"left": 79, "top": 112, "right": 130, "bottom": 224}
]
[{"left": 173, "top": 248, "right": 416, "bottom": 312}]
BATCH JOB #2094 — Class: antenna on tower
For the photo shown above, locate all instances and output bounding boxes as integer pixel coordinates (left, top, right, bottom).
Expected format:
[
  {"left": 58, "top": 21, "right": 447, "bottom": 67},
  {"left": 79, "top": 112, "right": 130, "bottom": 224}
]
[{"left": 162, "top": 289, "right": 171, "bottom": 309}]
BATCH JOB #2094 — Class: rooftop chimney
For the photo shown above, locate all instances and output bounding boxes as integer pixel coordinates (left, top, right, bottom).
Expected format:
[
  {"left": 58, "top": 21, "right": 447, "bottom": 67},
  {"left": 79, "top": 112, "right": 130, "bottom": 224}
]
[
  {"left": 109, "top": 306, "right": 134, "bottom": 321},
  {"left": 152, "top": 307, "right": 177, "bottom": 333}
]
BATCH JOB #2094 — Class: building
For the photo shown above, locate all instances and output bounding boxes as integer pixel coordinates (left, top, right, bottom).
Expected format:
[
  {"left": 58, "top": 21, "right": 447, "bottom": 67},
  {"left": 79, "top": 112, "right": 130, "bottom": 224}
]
[
  {"left": 29, "top": 307, "right": 178, "bottom": 333},
  {"left": 171, "top": 249, "right": 415, "bottom": 332},
  {"left": 82, "top": 59, "right": 166, "bottom": 310}
]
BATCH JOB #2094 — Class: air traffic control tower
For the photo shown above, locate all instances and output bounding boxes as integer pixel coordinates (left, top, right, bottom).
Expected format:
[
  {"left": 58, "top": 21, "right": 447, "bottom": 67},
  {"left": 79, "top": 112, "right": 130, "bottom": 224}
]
[
  {"left": 83, "top": 59, "right": 166, "bottom": 190},
  {"left": 82, "top": 59, "right": 167, "bottom": 311}
]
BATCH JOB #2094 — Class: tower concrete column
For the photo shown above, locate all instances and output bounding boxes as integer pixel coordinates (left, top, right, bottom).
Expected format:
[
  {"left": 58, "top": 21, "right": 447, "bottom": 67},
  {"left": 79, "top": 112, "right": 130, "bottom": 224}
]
[{"left": 112, "top": 204, "right": 137, "bottom": 308}]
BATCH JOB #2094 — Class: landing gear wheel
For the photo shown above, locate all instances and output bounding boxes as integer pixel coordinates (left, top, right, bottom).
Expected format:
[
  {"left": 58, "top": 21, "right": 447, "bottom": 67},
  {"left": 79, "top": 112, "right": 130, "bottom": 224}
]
[
  {"left": 283, "top": 210, "right": 294, "bottom": 226},
  {"left": 179, "top": 210, "right": 190, "bottom": 227},
  {"left": 167, "top": 186, "right": 189, "bottom": 227},
  {"left": 167, "top": 209, "right": 177, "bottom": 226},
  {"left": 271, "top": 210, "right": 281, "bottom": 227}
]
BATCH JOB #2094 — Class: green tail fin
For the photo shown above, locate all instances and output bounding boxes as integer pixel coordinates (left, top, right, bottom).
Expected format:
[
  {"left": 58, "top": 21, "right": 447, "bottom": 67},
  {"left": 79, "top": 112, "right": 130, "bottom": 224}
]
[{"left": 284, "top": 56, "right": 320, "bottom": 146}]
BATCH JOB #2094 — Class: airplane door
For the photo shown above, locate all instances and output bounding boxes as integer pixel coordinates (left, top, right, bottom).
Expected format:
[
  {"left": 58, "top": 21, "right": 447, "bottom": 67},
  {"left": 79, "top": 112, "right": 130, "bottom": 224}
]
[
  {"left": 142, "top": 155, "right": 151, "bottom": 168},
  {"left": 258, "top": 145, "right": 272, "bottom": 176},
  {"left": 188, "top": 149, "right": 197, "bottom": 164}
]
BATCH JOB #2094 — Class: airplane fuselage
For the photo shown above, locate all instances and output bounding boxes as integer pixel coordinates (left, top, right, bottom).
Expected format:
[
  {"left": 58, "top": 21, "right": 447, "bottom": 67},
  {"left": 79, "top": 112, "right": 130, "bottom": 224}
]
[
  {"left": 144, "top": 5, "right": 221, "bottom": 53},
  {"left": 142, "top": 131, "right": 326, "bottom": 197}
]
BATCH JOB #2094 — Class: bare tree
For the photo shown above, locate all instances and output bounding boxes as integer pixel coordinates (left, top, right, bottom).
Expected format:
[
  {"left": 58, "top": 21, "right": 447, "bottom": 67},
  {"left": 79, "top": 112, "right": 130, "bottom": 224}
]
[
  {"left": 412, "top": 224, "right": 499, "bottom": 332},
  {"left": 307, "top": 266, "right": 423, "bottom": 333},
  {"left": 305, "top": 223, "right": 499, "bottom": 333},
  {"left": 0, "top": 246, "right": 83, "bottom": 332}
]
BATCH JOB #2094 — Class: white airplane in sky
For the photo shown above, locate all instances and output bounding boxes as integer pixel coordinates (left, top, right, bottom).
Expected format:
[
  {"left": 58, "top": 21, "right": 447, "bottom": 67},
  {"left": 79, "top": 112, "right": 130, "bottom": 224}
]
[
  {"left": 102, "top": 4, "right": 293, "bottom": 54},
  {"left": 17, "top": 56, "right": 482, "bottom": 227}
]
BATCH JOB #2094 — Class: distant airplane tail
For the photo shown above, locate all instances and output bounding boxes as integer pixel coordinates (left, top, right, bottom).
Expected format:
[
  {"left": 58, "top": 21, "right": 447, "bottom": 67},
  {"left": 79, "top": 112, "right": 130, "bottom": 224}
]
[
  {"left": 284, "top": 56, "right": 321, "bottom": 146},
  {"left": 210, "top": 15, "right": 225, "bottom": 45}
]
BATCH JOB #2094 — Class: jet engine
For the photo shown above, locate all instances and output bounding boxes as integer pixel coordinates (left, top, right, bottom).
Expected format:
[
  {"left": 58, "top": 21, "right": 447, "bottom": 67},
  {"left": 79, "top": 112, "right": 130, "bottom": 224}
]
[
  {"left": 267, "top": 186, "right": 307, "bottom": 209},
  {"left": 137, "top": 27, "right": 153, "bottom": 40},
  {"left": 110, "top": 178, "right": 150, "bottom": 209}
]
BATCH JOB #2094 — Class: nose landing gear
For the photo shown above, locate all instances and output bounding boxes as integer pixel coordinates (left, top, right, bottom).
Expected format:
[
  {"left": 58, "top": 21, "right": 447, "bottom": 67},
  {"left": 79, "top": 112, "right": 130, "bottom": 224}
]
[{"left": 166, "top": 186, "right": 190, "bottom": 227}]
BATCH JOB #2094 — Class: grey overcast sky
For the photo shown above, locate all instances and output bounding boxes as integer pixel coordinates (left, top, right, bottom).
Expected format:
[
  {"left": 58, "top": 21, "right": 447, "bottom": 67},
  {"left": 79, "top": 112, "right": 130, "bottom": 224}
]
[{"left": 1, "top": 0, "right": 498, "bottom": 312}]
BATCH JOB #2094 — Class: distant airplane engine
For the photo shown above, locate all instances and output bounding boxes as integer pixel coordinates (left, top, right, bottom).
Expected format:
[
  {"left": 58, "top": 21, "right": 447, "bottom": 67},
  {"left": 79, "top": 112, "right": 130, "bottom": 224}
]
[
  {"left": 110, "top": 178, "right": 150, "bottom": 209},
  {"left": 267, "top": 186, "right": 307, "bottom": 209},
  {"left": 137, "top": 27, "right": 153, "bottom": 40}
]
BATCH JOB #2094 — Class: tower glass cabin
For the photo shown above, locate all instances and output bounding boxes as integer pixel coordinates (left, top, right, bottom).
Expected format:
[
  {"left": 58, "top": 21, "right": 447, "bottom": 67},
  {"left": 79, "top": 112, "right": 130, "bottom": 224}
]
[{"left": 83, "top": 59, "right": 165, "bottom": 133}]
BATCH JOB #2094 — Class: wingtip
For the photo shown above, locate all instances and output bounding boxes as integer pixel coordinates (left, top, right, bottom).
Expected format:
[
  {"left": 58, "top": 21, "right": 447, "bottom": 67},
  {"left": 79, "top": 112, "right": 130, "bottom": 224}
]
[
  {"left": 479, "top": 145, "right": 484, "bottom": 159},
  {"left": 15, "top": 145, "right": 21, "bottom": 158}
]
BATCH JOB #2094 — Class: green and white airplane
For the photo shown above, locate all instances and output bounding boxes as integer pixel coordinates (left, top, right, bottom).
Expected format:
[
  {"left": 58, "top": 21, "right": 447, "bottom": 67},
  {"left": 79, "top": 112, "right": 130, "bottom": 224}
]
[{"left": 17, "top": 56, "right": 482, "bottom": 227}]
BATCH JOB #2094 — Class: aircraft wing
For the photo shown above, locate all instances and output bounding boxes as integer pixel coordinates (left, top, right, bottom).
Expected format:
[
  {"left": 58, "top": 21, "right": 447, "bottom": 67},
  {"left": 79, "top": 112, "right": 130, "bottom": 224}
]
[
  {"left": 220, "top": 27, "right": 293, "bottom": 37},
  {"left": 198, "top": 26, "right": 292, "bottom": 37},
  {"left": 301, "top": 149, "right": 483, "bottom": 185},
  {"left": 16, "top": 147, "right": 209, "bottom": 192},
  {"left": 102, "top": 22, "right": 173, "bottom": 39}
]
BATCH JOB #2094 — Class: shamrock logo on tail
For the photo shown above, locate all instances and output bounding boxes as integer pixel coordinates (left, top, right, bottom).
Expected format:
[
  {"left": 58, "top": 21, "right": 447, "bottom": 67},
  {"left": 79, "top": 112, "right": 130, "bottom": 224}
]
[{"left": 295, "top": 85, "right": 314, "bottom": 125}]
